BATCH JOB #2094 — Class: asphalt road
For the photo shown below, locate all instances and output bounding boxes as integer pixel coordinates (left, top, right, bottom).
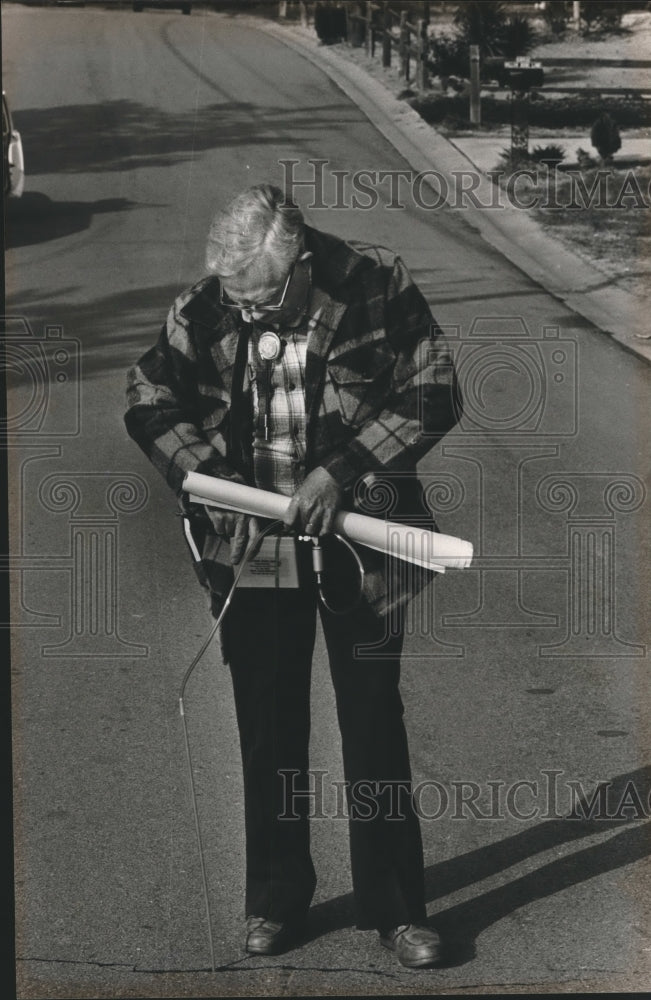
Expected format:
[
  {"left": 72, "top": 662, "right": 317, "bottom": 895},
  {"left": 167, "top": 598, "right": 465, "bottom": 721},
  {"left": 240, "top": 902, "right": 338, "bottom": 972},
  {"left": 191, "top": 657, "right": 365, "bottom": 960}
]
[{"left": 3, "top": 4, "right": 651, "bottom": 997}]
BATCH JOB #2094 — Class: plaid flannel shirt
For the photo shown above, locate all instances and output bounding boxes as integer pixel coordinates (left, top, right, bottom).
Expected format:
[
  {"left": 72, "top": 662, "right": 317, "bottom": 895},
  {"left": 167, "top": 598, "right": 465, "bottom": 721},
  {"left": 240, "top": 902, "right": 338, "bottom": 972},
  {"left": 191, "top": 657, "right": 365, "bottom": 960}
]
[
  {"left": 249, "top": 307, "right": 315, "bottom": 496},
  {"left": 124, "top": 226, "right": 463, "bottom": 616},
  {"left": 249, "top": 327, "right": 308, "bottom": 496}
]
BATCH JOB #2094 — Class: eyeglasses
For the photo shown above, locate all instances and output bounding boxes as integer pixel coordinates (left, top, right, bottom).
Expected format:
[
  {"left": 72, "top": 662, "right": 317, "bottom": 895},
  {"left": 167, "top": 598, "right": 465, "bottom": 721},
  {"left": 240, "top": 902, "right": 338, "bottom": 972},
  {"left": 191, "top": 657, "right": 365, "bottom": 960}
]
[{"left": 219, "top": 259, "right": 297, "bottom": 313}]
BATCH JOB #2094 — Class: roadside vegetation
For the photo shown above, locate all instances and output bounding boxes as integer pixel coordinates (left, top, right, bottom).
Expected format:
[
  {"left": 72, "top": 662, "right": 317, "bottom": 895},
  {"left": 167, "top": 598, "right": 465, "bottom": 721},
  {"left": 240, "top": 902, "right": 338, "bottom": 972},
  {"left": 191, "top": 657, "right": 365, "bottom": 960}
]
[
  {"left": 535, "top": 165, "right": 650, "bottom": 292},
  {"left": 283, "top": 0, "right": 651, "bottom": 296},
  {"left": 410, "top": 92, "right": 651, "bottom": 129}
]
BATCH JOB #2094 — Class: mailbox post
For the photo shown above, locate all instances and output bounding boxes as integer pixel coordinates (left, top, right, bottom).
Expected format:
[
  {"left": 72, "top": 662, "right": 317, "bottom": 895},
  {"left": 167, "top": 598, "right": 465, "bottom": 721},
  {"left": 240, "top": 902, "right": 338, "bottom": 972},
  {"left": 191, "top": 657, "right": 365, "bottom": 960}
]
[{"left": 501, "top": 58, "right": 544, "bottom": 163}]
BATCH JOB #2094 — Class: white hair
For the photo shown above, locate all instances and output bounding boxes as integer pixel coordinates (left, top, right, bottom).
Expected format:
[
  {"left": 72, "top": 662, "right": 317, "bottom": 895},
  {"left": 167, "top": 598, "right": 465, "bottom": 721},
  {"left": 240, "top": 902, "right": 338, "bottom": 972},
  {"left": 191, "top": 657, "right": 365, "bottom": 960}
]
[{"left": 205, "top": 184, "right": 305, "bottom": 278}]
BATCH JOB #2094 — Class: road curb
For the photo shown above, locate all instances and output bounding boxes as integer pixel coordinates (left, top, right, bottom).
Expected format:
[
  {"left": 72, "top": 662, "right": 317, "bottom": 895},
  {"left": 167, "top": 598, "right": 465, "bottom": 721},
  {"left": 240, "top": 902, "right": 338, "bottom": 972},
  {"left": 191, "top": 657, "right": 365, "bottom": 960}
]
[{"left": 251, "top": 16, "right": 651, "bottom": 365}]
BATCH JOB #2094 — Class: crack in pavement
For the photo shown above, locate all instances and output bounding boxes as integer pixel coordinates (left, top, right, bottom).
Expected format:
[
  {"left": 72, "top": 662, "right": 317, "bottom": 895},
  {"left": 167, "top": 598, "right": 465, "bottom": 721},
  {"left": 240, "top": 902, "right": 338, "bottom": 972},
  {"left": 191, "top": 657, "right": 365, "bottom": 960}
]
[{"left": 17, "top": 956, "right": 401, "bottom": 978}]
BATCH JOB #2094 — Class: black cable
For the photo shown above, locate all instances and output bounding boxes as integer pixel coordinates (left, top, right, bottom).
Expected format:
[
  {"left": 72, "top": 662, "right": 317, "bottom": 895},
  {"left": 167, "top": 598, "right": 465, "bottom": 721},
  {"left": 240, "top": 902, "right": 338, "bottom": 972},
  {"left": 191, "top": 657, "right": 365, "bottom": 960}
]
[
  {"left": 310, "top": 533, "right": 365, "bottom": 615},
  {"left": 178, "top": 517, "right": 284, "bottom": 972},
  {"left": 178, "top": 519, "right": 364, "bottom": 971}
]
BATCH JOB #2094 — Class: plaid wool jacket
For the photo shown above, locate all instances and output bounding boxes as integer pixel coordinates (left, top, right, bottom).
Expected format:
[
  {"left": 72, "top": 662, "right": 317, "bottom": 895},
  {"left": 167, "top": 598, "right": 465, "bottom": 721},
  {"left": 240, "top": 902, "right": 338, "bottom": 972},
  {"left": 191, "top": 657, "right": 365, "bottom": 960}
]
[{"left": 124, "top": 226, "right": 463, "bottom": 616}]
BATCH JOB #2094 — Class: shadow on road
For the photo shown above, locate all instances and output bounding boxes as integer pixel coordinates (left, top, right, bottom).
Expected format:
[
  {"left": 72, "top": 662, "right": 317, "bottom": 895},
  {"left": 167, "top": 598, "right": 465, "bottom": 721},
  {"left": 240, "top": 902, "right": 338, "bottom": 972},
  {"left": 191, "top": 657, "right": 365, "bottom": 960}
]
[
  {"left": 5, "top": 191, "right": 137, "bottom": 247},
  {"left": 2, "top": 283, "right": 192, "bottom": 383},
  {"left": 12, "top": 99, "right": 358, "bottom": 174},
  {"left": 306, "top": 763, "right": 651, "bottom": 968}
]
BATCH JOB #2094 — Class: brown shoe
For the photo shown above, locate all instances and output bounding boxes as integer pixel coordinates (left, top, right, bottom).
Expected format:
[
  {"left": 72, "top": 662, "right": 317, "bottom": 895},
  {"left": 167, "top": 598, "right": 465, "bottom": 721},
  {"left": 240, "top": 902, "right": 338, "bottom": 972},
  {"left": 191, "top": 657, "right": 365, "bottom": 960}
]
[
  {"left": 245, "top": 915, "right": 303, "bottom": 955},
  {"left": 379, "top": 923, "right": 442, "bottom": 968}
]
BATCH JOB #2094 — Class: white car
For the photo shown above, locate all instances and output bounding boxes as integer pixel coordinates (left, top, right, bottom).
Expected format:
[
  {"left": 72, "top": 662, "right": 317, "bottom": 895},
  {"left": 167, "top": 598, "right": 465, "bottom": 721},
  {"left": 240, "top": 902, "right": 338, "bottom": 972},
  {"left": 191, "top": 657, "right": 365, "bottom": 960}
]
[{"left": 3, "top": 92, "right": 24, "bottom": 199}]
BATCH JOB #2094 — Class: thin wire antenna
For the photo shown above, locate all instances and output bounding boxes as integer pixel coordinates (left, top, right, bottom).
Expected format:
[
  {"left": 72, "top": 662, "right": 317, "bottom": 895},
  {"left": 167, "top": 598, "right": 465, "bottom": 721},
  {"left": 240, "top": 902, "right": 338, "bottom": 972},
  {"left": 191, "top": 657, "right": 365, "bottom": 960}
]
[
  {"left": 180, "top": 678, "right": 218, "bottom": 972},
  {"left": 316, "top": 533, "right": 365, "bottom": 615},
  {"left": 178, "top": 520, "right": 284, "bottom": 972}
]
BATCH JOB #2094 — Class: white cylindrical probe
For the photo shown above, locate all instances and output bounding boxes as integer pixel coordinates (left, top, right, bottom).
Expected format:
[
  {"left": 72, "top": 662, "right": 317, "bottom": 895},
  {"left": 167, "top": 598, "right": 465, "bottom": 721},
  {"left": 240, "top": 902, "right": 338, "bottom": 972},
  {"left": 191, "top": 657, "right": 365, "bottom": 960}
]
[{"left": 183, "top": 471, "right": 473, "bottom": 573}]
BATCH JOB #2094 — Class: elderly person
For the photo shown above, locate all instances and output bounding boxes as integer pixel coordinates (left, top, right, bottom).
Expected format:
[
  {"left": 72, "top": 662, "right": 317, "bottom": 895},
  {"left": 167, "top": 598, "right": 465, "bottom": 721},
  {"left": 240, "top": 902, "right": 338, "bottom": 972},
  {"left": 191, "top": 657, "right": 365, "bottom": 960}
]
[{"left": 125, "top": 184, "right": 462, "bottom": 968}]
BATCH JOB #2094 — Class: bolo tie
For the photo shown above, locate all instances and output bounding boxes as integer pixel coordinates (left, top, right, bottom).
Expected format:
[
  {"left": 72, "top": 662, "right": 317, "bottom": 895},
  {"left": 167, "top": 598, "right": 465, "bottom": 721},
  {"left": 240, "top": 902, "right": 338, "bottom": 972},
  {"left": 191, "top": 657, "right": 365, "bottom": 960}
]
[{"left": 256, "top": 330, "right": 283, "bottom": 442}]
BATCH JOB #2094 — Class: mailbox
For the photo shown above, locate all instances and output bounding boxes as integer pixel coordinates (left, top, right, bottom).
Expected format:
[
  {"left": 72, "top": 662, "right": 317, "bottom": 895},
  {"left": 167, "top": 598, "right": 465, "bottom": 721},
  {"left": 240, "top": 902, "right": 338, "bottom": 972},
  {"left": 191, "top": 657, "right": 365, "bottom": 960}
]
[{"left": 501, "top": 58, "right": 544, "bottom": 91}]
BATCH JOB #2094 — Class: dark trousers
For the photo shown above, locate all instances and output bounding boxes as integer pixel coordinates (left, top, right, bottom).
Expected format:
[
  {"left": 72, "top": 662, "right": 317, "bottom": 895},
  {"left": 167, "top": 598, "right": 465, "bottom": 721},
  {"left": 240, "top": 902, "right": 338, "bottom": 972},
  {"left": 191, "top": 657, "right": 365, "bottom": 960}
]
[{"left": 222, "top": 572, "right": 426, "bottom": 931}]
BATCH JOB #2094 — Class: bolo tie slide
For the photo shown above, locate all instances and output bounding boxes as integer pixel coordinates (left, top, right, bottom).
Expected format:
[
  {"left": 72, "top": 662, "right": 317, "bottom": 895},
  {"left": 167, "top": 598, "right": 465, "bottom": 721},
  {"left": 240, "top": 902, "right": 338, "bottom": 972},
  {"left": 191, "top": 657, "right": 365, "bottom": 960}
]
[{"left": 257, "top": 331, "right": 283, "bottom": 442}]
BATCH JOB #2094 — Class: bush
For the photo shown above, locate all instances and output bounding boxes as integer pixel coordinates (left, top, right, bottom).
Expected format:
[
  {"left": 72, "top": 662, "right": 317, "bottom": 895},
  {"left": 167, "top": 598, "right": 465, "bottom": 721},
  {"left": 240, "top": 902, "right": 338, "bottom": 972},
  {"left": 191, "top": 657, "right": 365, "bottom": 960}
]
[
  {"left": 453, "top": 1, "right": 508, "bottom": 55},
  {"left": 502, "top": 13, "right": 538, "bottom": 59},
  {"left": 576, "top": 146, "right": 598, "bottom": 169},
  {"left": 314, "top": 1, "right": 346, "bottom": 44},
  {"left": 495, "top": 146, "right": 529, "bottom": 170},
  {"left": 451, "top": 1, "right": 537, "bottom": 57},
  {"left": 410, "top": 93, "right": 651, "bottom": 130},
  {"left": 541, "top": 0, "right": 569, "bottom": 37},
  {"left": 494, "top": 143, "right": 566, "bottom": 172},
  {"left": 531, "top": 143, "right": 566, "bottom": 166},
  {"left": 581, "top": 1, "right": 624, "bottom": 33},
  {"left": 427, "top": 33, "right": 469, "bottom": 79},
  {"left": 429, "top": 4, "right": 537, "bottom": 82},
  {"left": 590, "top": 112, "right": 622, "bottom": 161}
]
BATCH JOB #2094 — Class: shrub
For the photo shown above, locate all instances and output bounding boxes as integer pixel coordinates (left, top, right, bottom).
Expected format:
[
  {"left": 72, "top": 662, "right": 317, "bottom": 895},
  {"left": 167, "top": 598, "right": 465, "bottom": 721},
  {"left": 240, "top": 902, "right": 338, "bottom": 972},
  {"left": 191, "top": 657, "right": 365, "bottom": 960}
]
[
  {"left": 576, "top": 146, "right": 598, "bottom": 169},
  {"left": 494, "top": 143, "right": 566, "bottom": 172},
  {"left": 495, "top": 146, "right": 530, "bottom": 170},
  {"left": 409, "top": 93, "right": 651, "bottom": 130},
  {"left": 531, "top": 143, "right": 566, "bottom": 166},
  {"left": 453, "top": 1, "right": 508, "bottom": 55},
  {"left": 541, "top": 0, "right": 569, "bottom": 37},
  {"left": 429, "top": 5, "right": 537, "bottom": 82},
  {"left": 427, "top": 33, "right": 469, "bottom": 79},
  {"left": 581, "top": 1, "right": 624, "bottom": 33},
  {"left": 590, "top": 112, "right": 622, "bottom": 161},
  {"left": 502, "top": 13, "right": 538, "bottom": 59},
  {"left": 451, "top": 1, "right": 537, "bottom": 58},
  {"left": 314, "top": 1, "right": 346, "bottom": 44}
]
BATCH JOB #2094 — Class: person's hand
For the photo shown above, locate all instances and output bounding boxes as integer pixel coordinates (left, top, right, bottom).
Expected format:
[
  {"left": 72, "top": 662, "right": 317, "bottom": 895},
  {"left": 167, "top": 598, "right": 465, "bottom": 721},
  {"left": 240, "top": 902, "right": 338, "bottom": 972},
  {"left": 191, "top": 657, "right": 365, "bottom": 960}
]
[
  {"left": 283, "top": 466, "right": 344, "bottom": 536},
  {"left": 205, "top": 507, "right": 260, "bottom": 565}
]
